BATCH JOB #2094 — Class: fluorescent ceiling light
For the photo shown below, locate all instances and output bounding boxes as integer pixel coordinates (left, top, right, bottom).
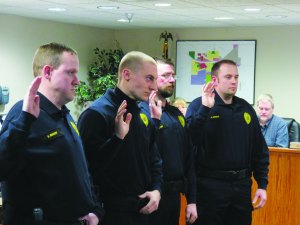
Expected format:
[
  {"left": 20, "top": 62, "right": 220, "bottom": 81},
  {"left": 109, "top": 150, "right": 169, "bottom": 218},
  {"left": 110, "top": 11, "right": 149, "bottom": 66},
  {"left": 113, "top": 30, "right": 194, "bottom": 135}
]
[
  {"left": 214, "top": 17, "right": 233, "bottom": 20},
  {"left": 117, "top": 19, "right": 130, "bottom": 23},
  {"left": 244, "top": 8, "right": 261, "bottom": 12},
  {"left": 97, "top": 6, "right": 119, "bottom": 10},
  {"left": 48, "top": 8, "right": 66, "bottom": 12},
  {"left": 266, "top": 15, "right": 287, "bottom": 19},
  {"left": 155, "top": 3, "right": 171, "bottom": 7}
]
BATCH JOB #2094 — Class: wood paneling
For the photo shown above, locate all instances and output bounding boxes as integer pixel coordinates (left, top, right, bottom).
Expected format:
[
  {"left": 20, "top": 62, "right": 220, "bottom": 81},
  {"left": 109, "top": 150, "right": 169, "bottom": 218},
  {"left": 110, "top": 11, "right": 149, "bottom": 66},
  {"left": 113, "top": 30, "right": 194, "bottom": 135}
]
[
  {"left": 252, "top": 147, "right": 300, "bottom": 225},
  {"left": 180, "top": 147, "right": 300, "bottom": 225}
]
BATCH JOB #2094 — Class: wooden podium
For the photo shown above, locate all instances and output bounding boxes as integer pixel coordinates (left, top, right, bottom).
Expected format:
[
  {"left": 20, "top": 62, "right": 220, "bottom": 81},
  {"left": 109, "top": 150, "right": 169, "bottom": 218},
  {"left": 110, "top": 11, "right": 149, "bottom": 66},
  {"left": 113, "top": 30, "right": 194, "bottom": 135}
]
[
  {"left": 180, "top": 147, "right": 300, "bottom": 225},
  {"left": 252, "top": 147, "right": 300, "bottom": 225}
]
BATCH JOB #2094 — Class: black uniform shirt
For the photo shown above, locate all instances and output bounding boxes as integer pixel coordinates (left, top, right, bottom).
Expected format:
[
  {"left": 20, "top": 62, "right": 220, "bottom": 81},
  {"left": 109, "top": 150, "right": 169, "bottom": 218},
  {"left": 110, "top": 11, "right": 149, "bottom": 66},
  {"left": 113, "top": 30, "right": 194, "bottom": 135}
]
[
  {"left": 78, "top": 88, "right": 163, "bottom": 199},
  {"left": 186, "top": 92, "right": 269, "bottom": 189},
  {"left": 0, "top": 93, "right": 103, "bottom": 223},
  {"left": 139, "top": 102, "right": 196, "bottom": 204}
]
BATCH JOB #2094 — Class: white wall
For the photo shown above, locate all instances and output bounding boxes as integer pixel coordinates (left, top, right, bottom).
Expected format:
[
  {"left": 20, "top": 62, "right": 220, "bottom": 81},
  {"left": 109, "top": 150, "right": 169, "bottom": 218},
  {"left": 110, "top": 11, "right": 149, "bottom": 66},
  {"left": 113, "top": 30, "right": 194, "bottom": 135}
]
[
  {"left": 1, "top": 14, "right": 299, "bottom": 122},
  {"left": 115, "top": 26, "right": 300, "bottom": 122},
  {"left": 0, "top": 14, "right": 114, "bottom": 119}
]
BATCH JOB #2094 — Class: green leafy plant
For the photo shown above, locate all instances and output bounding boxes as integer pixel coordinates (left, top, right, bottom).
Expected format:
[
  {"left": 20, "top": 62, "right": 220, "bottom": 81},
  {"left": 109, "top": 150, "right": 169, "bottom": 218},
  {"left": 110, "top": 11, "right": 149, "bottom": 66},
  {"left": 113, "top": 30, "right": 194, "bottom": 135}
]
[{"left": 75, "top": 47, "right": 124, "bottom": 108}]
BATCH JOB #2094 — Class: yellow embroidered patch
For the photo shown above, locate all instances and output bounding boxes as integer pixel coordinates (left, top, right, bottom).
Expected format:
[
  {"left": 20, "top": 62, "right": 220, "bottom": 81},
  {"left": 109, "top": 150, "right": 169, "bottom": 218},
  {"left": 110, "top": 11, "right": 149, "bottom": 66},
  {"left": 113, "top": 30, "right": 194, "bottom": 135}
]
[
  {"left": 43, "top": 129, "right": 63, "bottom": 142},
  {"left": 178, "top": 115, "right": 185, "bottom": 127},
  {"left": 47, "top": 130, "right": 58, "bottom": 139},
  {"left": 140, "top": 113, "right": 148, "bottom": 127},
  {"left": 210, "top": 115, "right": 220, "bottom": 119},
  {"left": 244, "top": 112, "right": 251, "bottom": 125},
  {"left": 70, "top": 121, "right": 80, "bottom": 136}
]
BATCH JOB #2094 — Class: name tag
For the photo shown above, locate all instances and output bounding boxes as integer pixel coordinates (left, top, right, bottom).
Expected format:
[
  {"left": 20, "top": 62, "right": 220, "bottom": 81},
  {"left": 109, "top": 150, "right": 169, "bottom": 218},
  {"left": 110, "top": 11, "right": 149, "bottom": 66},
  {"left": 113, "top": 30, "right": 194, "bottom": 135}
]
[{"left": 43, "top": 129, "right": 63, "bottom": 142}]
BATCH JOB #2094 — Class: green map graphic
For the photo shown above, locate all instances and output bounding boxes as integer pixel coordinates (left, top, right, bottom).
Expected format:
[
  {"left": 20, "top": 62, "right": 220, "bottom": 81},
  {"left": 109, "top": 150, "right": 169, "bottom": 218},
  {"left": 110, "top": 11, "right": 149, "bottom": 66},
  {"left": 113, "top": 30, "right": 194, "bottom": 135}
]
[{"left": 189, "top": 44, "right": 241, "bottom": 85}]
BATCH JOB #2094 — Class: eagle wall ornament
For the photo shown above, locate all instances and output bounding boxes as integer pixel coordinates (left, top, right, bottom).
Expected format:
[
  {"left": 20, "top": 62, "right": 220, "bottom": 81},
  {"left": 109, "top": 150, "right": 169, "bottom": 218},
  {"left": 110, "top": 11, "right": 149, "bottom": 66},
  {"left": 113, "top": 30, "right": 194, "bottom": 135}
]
[{"left": 159, "top": 30, "right": 173, "bottom": 59}]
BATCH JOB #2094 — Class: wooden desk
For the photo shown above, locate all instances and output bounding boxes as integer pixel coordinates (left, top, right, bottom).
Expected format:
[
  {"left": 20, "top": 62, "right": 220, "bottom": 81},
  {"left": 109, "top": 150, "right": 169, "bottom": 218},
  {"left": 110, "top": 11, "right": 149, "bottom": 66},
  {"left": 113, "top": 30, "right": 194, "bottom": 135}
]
[
  {"left": 252, "top": 147, "right": 300, "bottom": 225},
  {"left": 180, "top": 147, "right": 300, "bottom": 225}
]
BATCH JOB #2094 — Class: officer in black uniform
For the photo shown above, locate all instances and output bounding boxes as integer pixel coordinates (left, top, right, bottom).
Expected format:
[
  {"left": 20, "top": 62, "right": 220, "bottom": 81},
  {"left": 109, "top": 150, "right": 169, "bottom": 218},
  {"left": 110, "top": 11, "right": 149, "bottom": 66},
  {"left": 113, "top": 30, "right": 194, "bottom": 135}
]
[
  {"left": 186, "top": 59, "right": 269, "bottom": 225},
  {"left": 139, "top": 58, "right": 197, "bottom": 225},
  {"left": 78, "top": 51, "right": 163, "bottom": 225},
  {"left": 0, "top": 43, "right": 103, "bottom": 225}
]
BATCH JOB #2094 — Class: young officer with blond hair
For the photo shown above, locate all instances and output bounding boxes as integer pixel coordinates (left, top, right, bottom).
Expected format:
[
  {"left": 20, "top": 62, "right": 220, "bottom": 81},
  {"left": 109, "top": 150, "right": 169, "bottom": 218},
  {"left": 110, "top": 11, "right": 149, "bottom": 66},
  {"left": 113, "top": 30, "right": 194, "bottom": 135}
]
[{"left": 78, "top": 51, "right": 163, "bottom": 225}]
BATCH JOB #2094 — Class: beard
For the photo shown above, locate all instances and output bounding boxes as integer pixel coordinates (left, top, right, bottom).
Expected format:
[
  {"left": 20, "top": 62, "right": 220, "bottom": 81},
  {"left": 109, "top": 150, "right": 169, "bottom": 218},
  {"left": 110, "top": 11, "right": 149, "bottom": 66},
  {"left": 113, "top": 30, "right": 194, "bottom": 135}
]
[{"left": 159, "top": 86, "right": 174, "bottom": 98}]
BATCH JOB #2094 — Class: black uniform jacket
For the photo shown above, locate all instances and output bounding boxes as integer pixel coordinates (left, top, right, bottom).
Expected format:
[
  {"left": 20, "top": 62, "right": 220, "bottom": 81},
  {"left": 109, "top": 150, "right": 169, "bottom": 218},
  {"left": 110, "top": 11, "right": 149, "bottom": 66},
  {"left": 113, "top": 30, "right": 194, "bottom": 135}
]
[
  {"left": 186, "top": 92, "right": 269, "bottom": 189},
  {"left": 139, "top": 102, "right": 196, "bottom": 204},
  {"left": 78, "top": 88, "right": 163, "bottom": 201},
  {"left": 0, "top": 93, "right": 103, "bottom": 224}
]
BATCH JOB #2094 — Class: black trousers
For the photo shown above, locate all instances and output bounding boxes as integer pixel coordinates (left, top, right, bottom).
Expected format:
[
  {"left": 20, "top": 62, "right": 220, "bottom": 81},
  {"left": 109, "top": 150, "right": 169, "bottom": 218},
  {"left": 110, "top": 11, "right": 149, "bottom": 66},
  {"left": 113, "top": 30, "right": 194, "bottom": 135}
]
[
  {"left": 195, "top": 177, "right": 253, "bottom": 225},
  {"left": 102, "top": 210, "right": 149, "bottom": 225},
  {"left": 3, "top": 217, "right": 83, "bottom": 225},
  {"left": 149, "top": 192, "right": 180, "bottom": 225}
]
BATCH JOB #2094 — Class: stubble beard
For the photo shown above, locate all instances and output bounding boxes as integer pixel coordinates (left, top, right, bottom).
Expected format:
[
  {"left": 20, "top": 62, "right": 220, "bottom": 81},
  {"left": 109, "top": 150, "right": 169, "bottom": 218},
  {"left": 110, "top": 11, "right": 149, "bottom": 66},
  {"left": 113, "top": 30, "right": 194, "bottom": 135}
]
[{"left": 159, "top": 87, "right": 174, "bottom": 99}]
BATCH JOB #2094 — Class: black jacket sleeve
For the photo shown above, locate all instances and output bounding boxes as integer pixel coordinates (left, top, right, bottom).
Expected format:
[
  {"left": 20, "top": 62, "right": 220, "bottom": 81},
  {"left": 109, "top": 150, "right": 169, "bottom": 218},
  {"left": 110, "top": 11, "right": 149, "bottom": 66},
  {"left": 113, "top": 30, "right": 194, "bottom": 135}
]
[
  {"left": 0, "top": 107, "right": 36, "bottom": 180},
  {"left": 250, "top": 108, "right": 269, "bottom": 190},
  {"left": 78, "top": 109, "right": 124, "bottom": 175},
  {"left": 185, "top": 97, "right": 211, "bottom": 147}
]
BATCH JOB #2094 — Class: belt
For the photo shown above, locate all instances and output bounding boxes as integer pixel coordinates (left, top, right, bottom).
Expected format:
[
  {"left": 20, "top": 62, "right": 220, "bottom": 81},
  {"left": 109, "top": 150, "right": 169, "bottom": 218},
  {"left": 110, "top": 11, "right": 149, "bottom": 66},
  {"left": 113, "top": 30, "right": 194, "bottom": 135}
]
[
  {"left": 103, "top": 196, "right": 149, "bottom": 212},
  {"left": 198, "top": 168, "right": 251, "bottom": 180},
  {"left": 2, "top": 203, "right": 87, "bottom": 225},
  {"left": 41, "top": 220, "right": 87, "bottom": 225},
  {"left": 163, "top": 179, "right": 185, "bottom": 194}
]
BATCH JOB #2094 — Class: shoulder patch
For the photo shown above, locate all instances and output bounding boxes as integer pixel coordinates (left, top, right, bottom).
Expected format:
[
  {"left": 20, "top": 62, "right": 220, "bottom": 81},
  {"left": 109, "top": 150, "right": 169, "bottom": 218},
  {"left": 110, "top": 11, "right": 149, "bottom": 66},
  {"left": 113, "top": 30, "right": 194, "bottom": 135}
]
[
  {"left": 244, "top": 112, "right": 251, "bottom": 125},
  {"left": 178, "top": 115, "right": 185, "bottom": 127},
  {"left": 140, "top": 113, "right": 149, "bottom": 127}
]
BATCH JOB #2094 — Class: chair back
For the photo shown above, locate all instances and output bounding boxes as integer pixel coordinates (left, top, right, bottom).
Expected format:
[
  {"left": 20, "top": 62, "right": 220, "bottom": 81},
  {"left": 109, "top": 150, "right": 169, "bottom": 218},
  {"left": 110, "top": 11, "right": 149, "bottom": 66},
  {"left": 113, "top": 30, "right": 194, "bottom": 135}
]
[{"left": 283, "top": 118, "right": 300, "bottom": 145}]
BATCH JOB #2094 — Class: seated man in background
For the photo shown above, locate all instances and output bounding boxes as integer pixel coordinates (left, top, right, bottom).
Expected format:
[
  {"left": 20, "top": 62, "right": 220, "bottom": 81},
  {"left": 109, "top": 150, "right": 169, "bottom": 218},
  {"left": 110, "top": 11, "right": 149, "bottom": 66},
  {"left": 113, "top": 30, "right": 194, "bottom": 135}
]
[{"left": 257, "top": 93, "right": 289, "bottom": 148}]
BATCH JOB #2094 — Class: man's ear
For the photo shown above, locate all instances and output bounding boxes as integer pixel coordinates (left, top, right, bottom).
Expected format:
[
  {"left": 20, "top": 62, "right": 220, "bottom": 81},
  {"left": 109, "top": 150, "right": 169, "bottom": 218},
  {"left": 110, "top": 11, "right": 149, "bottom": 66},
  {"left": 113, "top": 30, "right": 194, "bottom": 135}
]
[
  {"left": 212, "top": 75, "right": 218, "bottom": 83},
  {"left": 122, "top": 69, "right": 131, "bottom": 81},
  {"left": 42, "top": 65, "right": 52, "bottom": 79}
]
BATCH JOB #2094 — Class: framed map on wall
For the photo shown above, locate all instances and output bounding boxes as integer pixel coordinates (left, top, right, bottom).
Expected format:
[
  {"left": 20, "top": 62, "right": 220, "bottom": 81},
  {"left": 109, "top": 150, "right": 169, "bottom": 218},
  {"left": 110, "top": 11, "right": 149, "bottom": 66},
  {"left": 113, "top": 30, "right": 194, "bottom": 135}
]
[{"left": 175, "top": 40, "right": 256, "bottom": 104}]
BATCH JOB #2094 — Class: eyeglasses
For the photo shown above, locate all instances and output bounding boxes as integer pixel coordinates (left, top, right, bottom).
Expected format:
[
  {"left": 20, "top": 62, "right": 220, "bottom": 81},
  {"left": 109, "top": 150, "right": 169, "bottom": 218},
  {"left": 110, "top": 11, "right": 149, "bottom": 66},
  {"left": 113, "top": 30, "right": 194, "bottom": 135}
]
[{"left": 160, "top": 73, "right": 176, "bottom": 80}]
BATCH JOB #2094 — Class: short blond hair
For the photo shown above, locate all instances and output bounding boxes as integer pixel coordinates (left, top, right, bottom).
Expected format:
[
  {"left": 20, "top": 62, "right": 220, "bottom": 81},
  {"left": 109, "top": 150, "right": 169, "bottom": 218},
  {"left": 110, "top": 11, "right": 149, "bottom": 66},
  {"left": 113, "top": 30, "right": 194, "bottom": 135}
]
[
  {"left": 117, "top": 51, "right": 156, "bottom": 82},
  {"left": 32, "top": 42, "right": 77, "bottom": 77}
]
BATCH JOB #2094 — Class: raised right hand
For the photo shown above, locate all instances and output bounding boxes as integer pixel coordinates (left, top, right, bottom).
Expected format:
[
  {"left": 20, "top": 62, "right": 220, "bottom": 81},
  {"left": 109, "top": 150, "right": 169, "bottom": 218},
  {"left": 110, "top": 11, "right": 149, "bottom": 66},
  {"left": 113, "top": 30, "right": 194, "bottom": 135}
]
[
  {"left": 201, "top": 80, "right": 217, "bottom": 108},
  {"left": 22, "top": 76, "right": 42, "bottom": 118},
  {"left": 114, "top": 100, "right": 132, "bottom": 140},
  {"left": 149, "top": 90, "right": 162, "bottom": 120}
]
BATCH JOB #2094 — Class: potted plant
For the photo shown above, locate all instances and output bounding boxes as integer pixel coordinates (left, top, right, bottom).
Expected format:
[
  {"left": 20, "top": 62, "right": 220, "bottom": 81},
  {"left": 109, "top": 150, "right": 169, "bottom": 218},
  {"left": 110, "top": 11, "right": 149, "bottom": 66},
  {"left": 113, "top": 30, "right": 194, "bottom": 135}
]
[{"left": 75, "top": 46, "right": 124, "bottom": 109}]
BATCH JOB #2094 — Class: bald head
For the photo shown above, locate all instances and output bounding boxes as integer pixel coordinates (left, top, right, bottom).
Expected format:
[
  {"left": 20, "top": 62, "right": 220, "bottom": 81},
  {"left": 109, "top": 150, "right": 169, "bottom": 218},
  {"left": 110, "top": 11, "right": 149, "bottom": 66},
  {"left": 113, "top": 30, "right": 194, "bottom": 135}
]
[
  {"left": 117, "top": 51, "right": 158, "bottom": 101},
  {"left": 117, "top": 51, "right": 156, "bottom": 84}
]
